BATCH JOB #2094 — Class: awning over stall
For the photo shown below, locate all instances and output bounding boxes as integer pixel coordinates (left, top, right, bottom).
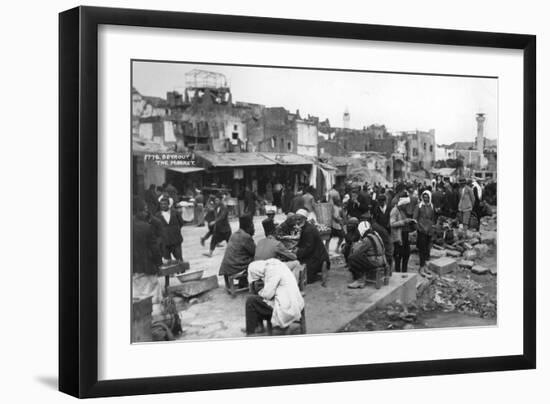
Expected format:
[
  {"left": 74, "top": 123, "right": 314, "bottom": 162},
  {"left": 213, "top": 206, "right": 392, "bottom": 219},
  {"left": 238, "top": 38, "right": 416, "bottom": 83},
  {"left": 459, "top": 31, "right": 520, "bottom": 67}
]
[
  {"left": 261, "top": 152, "right": 314, "bottom": 166},
  {"left": 195, "top": 151, "right": 276, "bottom": 167},
  {"left": 165, "top": 166, "right": 205, "bottom": 174}
]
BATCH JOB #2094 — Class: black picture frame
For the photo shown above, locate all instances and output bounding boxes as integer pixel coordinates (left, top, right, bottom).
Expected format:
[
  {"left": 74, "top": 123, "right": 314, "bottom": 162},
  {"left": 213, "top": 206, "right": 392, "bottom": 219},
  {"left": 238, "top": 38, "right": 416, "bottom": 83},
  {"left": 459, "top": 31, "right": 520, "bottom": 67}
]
[{"left": 59, "top": 6, "right": 536, "bottom": 398}]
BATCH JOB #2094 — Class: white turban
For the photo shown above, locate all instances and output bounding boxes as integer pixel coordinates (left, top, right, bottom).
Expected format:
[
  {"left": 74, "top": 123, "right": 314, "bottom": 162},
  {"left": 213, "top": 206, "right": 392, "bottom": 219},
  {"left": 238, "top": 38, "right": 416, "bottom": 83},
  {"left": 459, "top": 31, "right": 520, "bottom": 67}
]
[
  {"left": 358, "top": 221, "right": 371, "bottom": 237},
  {"left": 295, "top": 209, "right": 309, "bottom": 218},
  {"left": 397, "top": 197, "right": 410, "bottom": 207}
]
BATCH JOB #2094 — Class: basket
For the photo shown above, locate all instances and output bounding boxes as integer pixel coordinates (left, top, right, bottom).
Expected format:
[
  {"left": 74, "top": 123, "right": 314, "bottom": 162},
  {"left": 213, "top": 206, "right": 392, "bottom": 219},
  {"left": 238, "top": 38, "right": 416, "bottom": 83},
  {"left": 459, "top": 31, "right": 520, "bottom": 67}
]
[{"left": 314, "top": 203, "right": 333, "bottom": 226}]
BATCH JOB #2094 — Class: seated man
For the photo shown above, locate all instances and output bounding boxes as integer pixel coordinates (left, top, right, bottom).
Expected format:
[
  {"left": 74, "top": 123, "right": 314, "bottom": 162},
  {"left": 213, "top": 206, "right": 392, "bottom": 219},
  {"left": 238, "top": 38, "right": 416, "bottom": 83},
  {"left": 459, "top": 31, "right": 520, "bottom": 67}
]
[
  {"left": 295, "top": 209, "right": 330, "bottom": 285},
  {"left": 255, "top": 235, "right": 297, "bottom": 262},
  {"left": 218, "top": 215, "right": 256, "bottom": 286},
  {"left": 262, "top": 207, "right": 278, "bottom": 237},
  {"left": 255, "top": 235, "right": 304, "bottom": 285},
  {"left": 342, "top": 217, "right": 361, "bottom": 266},
  {"left": 347, "top": 221, "right": 388, "bottom": 289},
  {"left": 274, "top": 213, "right": 300, "bottom": 251},
  {"left": 245, "top": 259, "right": 305, "bottom": 336}
]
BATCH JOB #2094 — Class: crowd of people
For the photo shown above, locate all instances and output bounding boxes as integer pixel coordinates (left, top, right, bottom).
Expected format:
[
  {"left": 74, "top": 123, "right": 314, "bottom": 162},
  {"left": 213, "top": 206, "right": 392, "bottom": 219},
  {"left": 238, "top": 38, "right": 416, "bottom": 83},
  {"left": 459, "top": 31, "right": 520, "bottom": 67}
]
[{"left": 132, "top": 176, "right": 496, "bottom": 337}]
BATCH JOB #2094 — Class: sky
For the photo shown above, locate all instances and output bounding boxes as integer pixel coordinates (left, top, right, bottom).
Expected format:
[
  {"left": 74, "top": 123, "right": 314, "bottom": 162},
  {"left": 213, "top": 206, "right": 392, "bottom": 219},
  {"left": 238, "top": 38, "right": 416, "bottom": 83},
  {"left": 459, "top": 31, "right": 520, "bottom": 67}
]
[{"left": 133, "top": 61, "right": 498, "bottom": 146}]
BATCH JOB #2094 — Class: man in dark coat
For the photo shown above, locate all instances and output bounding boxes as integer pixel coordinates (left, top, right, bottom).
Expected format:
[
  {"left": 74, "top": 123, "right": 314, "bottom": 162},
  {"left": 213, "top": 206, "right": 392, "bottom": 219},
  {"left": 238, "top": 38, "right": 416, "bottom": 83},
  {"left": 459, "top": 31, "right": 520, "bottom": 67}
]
[
  {"left": 282, "top": 185, "right": 294, "bottom": 214},
  {"left": 144, "top": 184, "right": 159, "bottom": 215},
  {"left": 289, "top": 189, "right": 305, "bottom": 213},
  {"left": 347, "top": 221, "right": 387, "bottom": 289},
  {"left": 155, "top": 197, "right": 184, "bottom": 261},
  {"left": 431, "top": 184, "right": 444, "bottom": 220},
  {"left": 372, "top": 194, "right": 391, "bottom": 231},
  {"left": 204, "top": 195, "right": 232, "bottom": 257},
  {"left": 357, "top": 184, "right": 375, "bottom": 216},
  {"left": 243, "top": 186, "right": 257, "bottom": 216},
  {"left": 133, "top": 198, "right": 162, "bottom": 275},
  {"left": 219, "top": 215, "right": 256, "bottom": 277},
  {"left": 345, "top": 191, "right": 363, "bottom": 220},
  {"left": 295, "top": 209, "right": 330, "bottom": 285},
  {"left": 342, "top": 217, "right": 361, "bottom": 267},
  {"left": 262, "top": 207, "right": 277, "bottom": 237}
]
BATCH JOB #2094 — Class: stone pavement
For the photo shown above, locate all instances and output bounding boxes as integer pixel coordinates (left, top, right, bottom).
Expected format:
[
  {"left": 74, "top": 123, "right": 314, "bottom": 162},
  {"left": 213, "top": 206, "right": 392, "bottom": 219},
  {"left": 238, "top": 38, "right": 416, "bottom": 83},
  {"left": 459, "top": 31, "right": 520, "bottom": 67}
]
[
  {"left": 176, "top": 264, "right": 417, "bottom": 340},
  {"left": 163, "top": 215, "right": 418, "bottom": 341}
]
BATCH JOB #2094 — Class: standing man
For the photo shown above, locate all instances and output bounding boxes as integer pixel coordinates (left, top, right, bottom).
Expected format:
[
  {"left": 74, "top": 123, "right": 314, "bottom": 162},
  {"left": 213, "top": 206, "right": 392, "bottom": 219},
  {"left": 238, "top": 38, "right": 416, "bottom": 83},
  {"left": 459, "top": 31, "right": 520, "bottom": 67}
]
[
  {"left": 194, "top": 189, "right": 205, "bottom": 227},
  {"left": 431, "top": 183, "right": 444, "bottom": 220},
  {"left": 390, "top": 197, "right": 416, "bottom": 273},
  {"left": 243, "top": 186, "right": 257, "bottom": 216},
  {"left": 144, "top": 184, "right": 159, "bottom": 215},
  {"left": 204, "top": 194, "right": 232, "bottom": 257},
  {"left": 345, "top": 190, "right": 362, "bottom": 221},
  {"left": 133, "top": 198, "right": 163, "bottom": 303},
  {"left": 372, "top": 194, "right": 391, "bottom": 231},
  {"left": 282, "top": 184, "right": 294, "bottom": 214},
  {"left": 289, "top": 188, "right": 305, "bottom": 213},
  {"left": 295, "top": 209, "right": 330, "bottom": 285},
  {"left": 414, "top": 190, "right": 435, "bottom": 276},
  {"left": 328, "top": 184, "right": 341, "bottom": 205},
  {"left": 155, "top": 196, "right": 184, "bottom": 261},
  {"left": 458, "top": 177, "right": 476, "bottom": 228}
]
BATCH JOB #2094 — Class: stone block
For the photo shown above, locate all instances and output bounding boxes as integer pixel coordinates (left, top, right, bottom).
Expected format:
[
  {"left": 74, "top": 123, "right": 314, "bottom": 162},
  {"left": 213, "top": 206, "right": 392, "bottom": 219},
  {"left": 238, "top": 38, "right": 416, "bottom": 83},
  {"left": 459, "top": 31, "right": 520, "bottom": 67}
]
[
  {"left": 428, "top": 257, "right": 458, "bottom": 276},
  {"left": 490, "top": 266, "right": 497, "bottom": 276},
  {"left": 167, "top": 275, "right": 219, "bottom": 297},
  {"left": 430, "top": 249, "right": 447, "bottom": 258},
  {"left": 458, "top": 260, "right": 474, "bottom": 269},
  {"left": 445, "top": 250, "right": 462, "bottom": 258},
  {"left": 471, "top": 265, "right": 490, "bottom": 275}
]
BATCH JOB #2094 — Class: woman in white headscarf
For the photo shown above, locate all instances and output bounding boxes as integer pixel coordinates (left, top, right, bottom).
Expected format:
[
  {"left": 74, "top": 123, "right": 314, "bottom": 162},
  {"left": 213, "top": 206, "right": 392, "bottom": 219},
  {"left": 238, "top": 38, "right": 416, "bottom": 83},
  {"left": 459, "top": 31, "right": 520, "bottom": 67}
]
[
  {"left": 413, "top": 190, "right": 435, "bottom": 275},
  {"left": 244, "top": 259, "right": 305, "bottom": 335}
]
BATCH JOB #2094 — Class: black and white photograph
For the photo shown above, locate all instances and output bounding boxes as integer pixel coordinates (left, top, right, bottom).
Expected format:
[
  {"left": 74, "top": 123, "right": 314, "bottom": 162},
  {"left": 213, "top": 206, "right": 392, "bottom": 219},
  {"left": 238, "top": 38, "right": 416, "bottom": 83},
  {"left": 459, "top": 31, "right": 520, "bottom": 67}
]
[{"left": 131, "top": 61, "right": 498, "bottom": 342}]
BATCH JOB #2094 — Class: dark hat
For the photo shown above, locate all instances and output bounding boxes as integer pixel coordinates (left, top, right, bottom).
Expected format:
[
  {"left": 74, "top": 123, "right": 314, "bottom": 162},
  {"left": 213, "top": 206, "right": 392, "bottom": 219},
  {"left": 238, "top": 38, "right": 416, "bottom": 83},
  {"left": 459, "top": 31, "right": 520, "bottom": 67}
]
[{"left": 360, "top": 212, "right": 372, "bottom": 220}]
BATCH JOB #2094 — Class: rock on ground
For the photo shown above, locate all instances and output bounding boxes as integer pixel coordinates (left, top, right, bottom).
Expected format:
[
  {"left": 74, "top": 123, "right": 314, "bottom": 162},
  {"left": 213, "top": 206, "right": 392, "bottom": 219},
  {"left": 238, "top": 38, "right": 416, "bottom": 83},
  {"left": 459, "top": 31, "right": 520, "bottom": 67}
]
[
  {"left": 458, "top": 260, "right": 474, "bottom": 269},
  {"left": 471, "top": 265, "right": 490, "bottom": 275},
  {"left": 428, "top": 257, "right": 458, "bottom": 276},
  {"left": 430, "top": 249, "right": 447, "bottom": 258},
  {"left": 445, "top": 250, "right": 462, "bottom": 258}
]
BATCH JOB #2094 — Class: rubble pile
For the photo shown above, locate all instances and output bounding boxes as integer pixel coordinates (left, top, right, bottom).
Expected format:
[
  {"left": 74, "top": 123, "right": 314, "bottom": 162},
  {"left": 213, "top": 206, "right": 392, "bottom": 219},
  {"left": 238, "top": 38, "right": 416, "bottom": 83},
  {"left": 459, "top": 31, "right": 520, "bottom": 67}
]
[
  {"left": 418, "top": 276, "right": 497, "bottom": 319},
  {"left": 430, "top": 212, "right": 497, "bottom": 276}
]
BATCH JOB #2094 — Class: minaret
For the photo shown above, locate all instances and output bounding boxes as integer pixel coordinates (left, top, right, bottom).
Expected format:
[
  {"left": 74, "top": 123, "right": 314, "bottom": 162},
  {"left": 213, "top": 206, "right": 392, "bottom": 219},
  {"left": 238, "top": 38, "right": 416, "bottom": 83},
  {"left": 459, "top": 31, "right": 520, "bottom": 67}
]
[
  {"left": 476, "top": 113, "right": 486, "bottom": 169},
  {"left": 343, "top": 107, "right": 350, "bottom": 129}
]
